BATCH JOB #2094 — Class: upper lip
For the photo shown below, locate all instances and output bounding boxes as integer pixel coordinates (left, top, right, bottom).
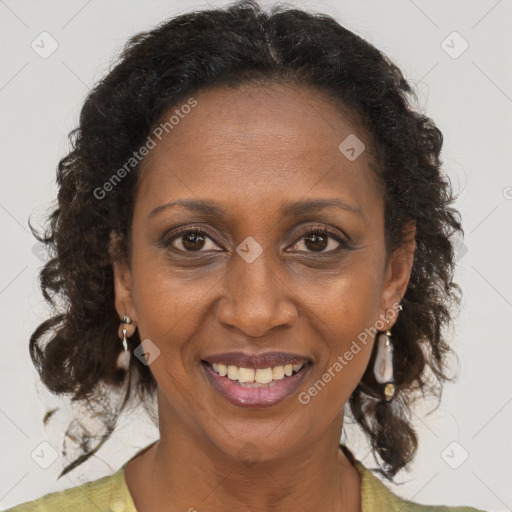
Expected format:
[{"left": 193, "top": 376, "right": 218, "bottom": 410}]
[{"left": 203, "top": 351, "right": 311, "bottom": 369}]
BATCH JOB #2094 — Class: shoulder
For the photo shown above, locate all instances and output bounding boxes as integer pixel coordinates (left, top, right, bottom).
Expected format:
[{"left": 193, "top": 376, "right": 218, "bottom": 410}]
[
  {"left": 3, "top": 466, "right": 129, "bottom": 512},
  {"left": 5, "top": 442, "right": 156, "bottom": 512},
  {"left": 355, "top": 460, "right": 488, "bottom": 512}
]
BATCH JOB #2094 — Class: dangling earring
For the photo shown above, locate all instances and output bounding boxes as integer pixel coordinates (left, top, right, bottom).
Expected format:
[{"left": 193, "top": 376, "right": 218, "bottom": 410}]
[
  {"left": 373, "top": 328, "right": 395, "bottom": 402},
  {"left": 116, "top": 314, "right": 132, "bottom": 371}
]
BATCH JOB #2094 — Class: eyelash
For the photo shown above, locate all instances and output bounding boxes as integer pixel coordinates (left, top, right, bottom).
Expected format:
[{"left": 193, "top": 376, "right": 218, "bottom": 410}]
[
  {"left": 291, "top": 226, "right": 351, "bottom": 252},
  {"left": 161, "top": 225, "right": 351, "bottom": 254}
]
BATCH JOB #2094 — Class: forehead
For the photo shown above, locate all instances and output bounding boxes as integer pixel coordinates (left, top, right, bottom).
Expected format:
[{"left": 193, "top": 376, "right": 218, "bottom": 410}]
[{"left": 135, "top": 82, "right": 382, "bottom": 222}]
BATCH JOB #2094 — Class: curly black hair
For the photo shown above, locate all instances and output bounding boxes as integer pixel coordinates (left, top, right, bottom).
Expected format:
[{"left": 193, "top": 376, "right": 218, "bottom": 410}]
[{"left": 28, "top": 0, "right": 463, "bottom": 481}]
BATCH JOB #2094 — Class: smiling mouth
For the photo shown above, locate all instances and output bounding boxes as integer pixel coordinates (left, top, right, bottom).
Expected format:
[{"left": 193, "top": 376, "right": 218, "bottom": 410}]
[
  {"left": 201, "top": 360, "right": 311, "bottom": 407},
  {"left": 202, "top": 360, "right": 308, "bottom": 387}
]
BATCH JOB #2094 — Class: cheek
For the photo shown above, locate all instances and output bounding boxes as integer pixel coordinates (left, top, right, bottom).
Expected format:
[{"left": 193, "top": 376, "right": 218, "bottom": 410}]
[
  {"left": 130, "top": 240, "right": 217, "bottom": 332},
  {"left": 301, "top": 249, "right": 384, "bottom": 335},
  {"left": 127, "top": 252, "right": 233, "bottom": 393},
  {"left": 127, "top": 259, "right": 204, "bottom": 377},
  {"left": 301, "top": 298, "right": 376, "bottom": 415},
  {"left": 298, "top": 256, "right": 383, "bottom": 407}
]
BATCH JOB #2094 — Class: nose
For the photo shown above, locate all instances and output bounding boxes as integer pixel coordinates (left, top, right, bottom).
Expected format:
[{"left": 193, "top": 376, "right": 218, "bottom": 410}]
[{"left": 216, "top": 253, "right": 298, "bottom": 337}]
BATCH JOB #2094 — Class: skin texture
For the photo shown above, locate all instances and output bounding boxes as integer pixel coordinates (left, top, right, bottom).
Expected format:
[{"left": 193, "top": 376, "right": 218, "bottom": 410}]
[{"left": 112, "top": 82, "right": 415, "bottom": 512}]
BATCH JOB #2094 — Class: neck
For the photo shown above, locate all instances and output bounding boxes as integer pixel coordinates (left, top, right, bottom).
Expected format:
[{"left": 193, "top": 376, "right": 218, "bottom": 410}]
[{"left": 125, "top": 393, "right": 361, "bottom": 512}]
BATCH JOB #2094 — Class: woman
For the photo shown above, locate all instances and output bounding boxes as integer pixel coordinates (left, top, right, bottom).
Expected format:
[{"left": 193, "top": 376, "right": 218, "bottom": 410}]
[{"left": 6, "top": 1, "right": 486, "bottom": 510}]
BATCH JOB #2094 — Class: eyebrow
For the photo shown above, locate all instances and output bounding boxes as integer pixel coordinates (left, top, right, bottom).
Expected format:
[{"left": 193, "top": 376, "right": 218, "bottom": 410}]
[{"left": 148, "top": 198, "right": 366, "bottom": 222}]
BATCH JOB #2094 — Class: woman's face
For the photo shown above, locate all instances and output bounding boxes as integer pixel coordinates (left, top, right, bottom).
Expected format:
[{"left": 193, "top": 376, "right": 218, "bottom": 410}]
[{"left": 113, "top": 82, "right": 414, "bottom": 460}]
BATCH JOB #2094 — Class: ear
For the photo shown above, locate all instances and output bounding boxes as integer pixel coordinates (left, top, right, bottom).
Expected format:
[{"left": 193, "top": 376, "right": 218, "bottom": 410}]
[
  {"left": 109, "top": 231, "right": 137, "bottom": 336},
  {"left": 378, "top": 221, "right": 416, "bottom": 325}
]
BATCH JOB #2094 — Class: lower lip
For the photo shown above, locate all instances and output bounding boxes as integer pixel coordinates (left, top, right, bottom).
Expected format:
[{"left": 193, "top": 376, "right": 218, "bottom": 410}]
[{"left": 202, "top": 362, "right": 311, "bottom": 408}]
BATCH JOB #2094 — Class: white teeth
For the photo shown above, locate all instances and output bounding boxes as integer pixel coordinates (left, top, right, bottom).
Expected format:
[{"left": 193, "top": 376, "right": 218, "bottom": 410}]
[
  {"left": 227, "top": 365, "right": 239, "bottom": 380},
  {"left": 209, "top": 361, "right": 305, "bottom": 384},
  {"left": 238, "top": 367, "right": 255, "bottom": 383},
  {"left": 254, "top": 368, "right": 273, "bottom": 384},
  {"left": 272, "top": 366, "right": 285, "bottom": 379}
]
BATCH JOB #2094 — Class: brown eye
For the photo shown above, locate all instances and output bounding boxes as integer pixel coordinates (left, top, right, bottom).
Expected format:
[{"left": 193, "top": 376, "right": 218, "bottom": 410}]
[
  {"left": 181, "top": 231, "right": 206, "bottom": 251},
  {"left": 303, "top": 232, "right": 328, "bottom": 252},
  {"left": 288, "top": 227, "right": 350, "bottom": 253},
  {"left": 166, "top": 229, "right": 223, "bottom": 252}
]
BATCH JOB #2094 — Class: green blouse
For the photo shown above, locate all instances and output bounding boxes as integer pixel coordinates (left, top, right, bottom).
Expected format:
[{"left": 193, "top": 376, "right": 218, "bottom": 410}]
[{"left": 4, "top": 444, "right": 486, "bottom": 512}]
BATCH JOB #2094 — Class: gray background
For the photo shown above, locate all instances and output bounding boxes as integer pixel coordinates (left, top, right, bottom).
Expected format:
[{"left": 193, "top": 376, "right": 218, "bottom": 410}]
[{"left": 1, "top": 0, "right": 511, "bottom": 510}]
